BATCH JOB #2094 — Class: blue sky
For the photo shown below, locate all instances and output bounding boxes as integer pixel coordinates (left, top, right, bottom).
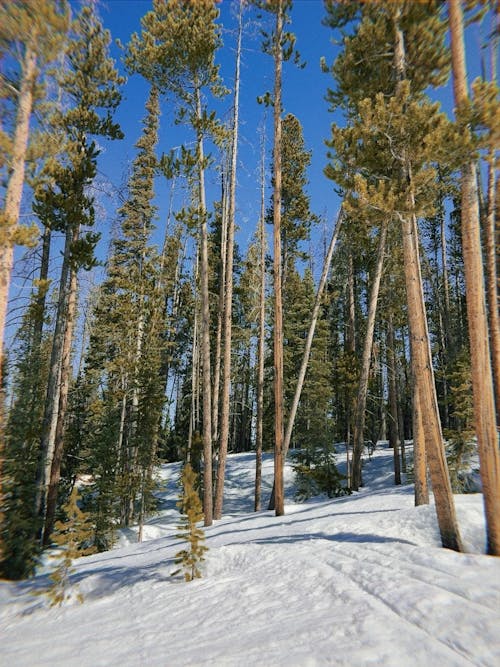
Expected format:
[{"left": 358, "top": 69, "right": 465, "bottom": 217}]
[
  {"left": 94, "top": 0, "right": 345, "bottom": 266},
  {"left": 92, "top": 0, "right": 491, "bottom": 271}
]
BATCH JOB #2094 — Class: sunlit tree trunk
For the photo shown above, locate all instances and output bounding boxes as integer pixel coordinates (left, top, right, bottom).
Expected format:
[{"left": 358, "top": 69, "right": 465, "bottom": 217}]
[
  {"left": 272, "top": 0, "right": 285, "bottom": 517},
  {"left": 448, "top": 0, "right": 500, "bottom": 555},
  {"left": 268, "top": 209, "right": 343, "bottom": 509},
  {"left": 43, "top": 265, "right": 77, "bottom": 544},
  {"left": 0, "top": 47, "right": 37, "bottom": 390},
  {"left": 212, "top": 167, "right": 228, "bottom": 446},
  {"left": 352, "top": 221, "right": 387, "bottom": 490},
  {"left": 36, "top": 221, "right": 74, "bottom": 528},
  {"left": 412, "top": 384, "right": 429, "bottom": 506},
  {"left": 196, "top": 86, "right": 213, "bottom": 527},
  {"left": 392, "top": 6, "right": 462, "bottom": 552},
  {"left": 255, "top": 127, "right": 266, "bottom": 512},
  {"left": 214, "top": 3, "right": 242, "bottom": 519},
  {"left": 483, "top": 14, "right": 499, "bottom": 419}
]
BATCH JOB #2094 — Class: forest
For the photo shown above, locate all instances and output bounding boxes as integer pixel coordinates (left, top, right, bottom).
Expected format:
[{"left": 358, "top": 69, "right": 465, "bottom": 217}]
[{"left": 0, "top": 0, "right": 499, "bottom": 586}]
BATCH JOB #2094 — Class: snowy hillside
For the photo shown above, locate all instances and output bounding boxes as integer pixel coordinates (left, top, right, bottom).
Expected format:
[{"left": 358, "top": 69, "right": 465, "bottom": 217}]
[{"left": 2, "top": 446, "right": 500, "bottom": 667}]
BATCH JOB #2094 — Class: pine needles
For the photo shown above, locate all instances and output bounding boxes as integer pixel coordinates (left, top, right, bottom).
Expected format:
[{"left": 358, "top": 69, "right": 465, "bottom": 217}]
[{"left": 173, "top": 464, "right": 208, "bottom": 582}]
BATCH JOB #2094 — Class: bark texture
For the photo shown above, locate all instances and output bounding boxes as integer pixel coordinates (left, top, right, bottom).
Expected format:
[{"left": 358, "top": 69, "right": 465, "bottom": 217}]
[{"left": 448, "top": 0, "right": 500, "bottom": 555}]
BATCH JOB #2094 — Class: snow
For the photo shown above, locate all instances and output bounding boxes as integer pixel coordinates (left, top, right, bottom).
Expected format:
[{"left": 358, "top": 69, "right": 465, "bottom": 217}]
[{"left": 2, "top": 446, "right": 500, "bottom": 667}]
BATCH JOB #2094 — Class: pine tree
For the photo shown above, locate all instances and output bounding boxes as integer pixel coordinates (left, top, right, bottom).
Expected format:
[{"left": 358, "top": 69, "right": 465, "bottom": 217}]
[
  {"left": 444, "top": 351, "right": 475, "bottom": 493},
  {"left": 1, "top": 294, "right": 51, "bottom": 578},
  {"left": 35, "top": 3, "right": 124, "bottom": 545},
  {"left": 0, "top": 0, "right": 69, "bottom": 390},
  {"left": 324, "top": 0, "right": 463, "bottom": 550},
  {"left": 174, "top": 463, "right": 208, "bottom": 582},
  {"left": 214, "top": 0, "right": 244, "bottom": 521},
  {"left": 127, "top": 0, "right": 227, "bottom": 527},
  {"left": 448, "top": 0, "right": 500, "bottom": 556},
  {"left": 41, "top": 486, "right": 94, "bottom": 607},
  {"left": 0, "top": 0, "right": 69, "bottom": 569},
  {"left": 77, "top": 85, "right": 164, "bottom": 547}
]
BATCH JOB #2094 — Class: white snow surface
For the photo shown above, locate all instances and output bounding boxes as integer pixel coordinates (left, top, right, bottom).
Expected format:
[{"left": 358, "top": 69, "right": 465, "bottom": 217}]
[{"left": 1, "top": 445, "right": 500, "bottom": 667}]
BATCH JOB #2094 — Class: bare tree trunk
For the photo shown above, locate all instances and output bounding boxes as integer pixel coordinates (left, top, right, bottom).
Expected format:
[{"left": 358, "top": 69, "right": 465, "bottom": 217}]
[
  {"left": 195, "top": 86, "right": 213, "bottom": 527},
  {"left": 255, "top": 129, "right": 266, "bottom": 513},
  {"left": 448, "top": 0, "right": 500, "bottom": 555},
  {"left": 351, "top": 221, "right": 387, "bottom": 491},
  {"left": 485, "top": 160, "right": 499, "bottom": 420},
  {"left": 347, "top": 249, "right": 356, "bottom": 354},
  {"left": 188, "top": 302, "right": 199, "bottom": 463},
  {"left": 412, "top": 384, "right": 429, "bottom": 506},
  {"left": 128, "top": 296, "right": 146, "bottom": 526},
  {"left": 33, "top": 226, "right": 52, "bottom": 350},
  {"left": 212, "top": 167, "right": 228, "bottom": 446},
  {"left": 346, "top": 247, "right": 356, "bottom": 490},
  {"left": 268, "top": 209, "right": 343, "bottom": 509},
  {"left": 35, "top": 221, "right": 75, "bottom": 527},
  {"left": 187, "top": 246, "right": 200, "bottom": 462},
  {"left": 485, "top": 12, "right": 499, "bottom": 420},
  {"left": 387, "top": 314, "right": 401, "bottom": 486},
  {"left": 392, "top": 5, "right": 462, "bottom": 552},
  {"left": 272, "top": 1, "right": 285, "bottom": 517},
  {"left": 0, "top": 46, "right": 37, "bottom": 389},
  {"left": 400, "top": 208, "right": 462, "bottom": 550},
  {"left": 214, "top": 4, "right": 242, "bottom": 519},
  {"left": 42, "top": 265, "right": 77, "bottom": 544},
  {"left": 396, "top": 345, "right": 407, "bottom": 474}
]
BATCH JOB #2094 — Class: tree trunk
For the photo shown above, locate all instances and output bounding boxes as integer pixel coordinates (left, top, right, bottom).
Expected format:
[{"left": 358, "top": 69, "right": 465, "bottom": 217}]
[
  {"left": 272, "top": 0, "right": 285, "bottom": 517},
  {"left": 42, "top": 265, "right": 78, "bottom": 544},
  {"left": 346, "top": 246, "right": 356, "bottom": 489},
  {"left": 485, "top": 160, "right": 499, "bottom": 421},
  {"left": 255, "top": 131, "right": 266, "bottom": 513},
  {"left": 392, "top": 5, "right": 462, "bottom": 552},
  {"left": 412, "top": 384, "right": 429, "bottom": 506},
  {"left": 351, "top": 220, "right": 387, "bottom": 491},
  {"left": 196, "top": 86, "right": 213, "bottom": 527},
  {"left": 214, "top": 4, "right": 242, "bottom": 520},
  {"left": 187, "top": 247, "right": 200, "bottom": 462},
  {"left": 448, "top": 0, "right": 500, "bottom": 555},
  {"left": 33, "top": 226, "right": 52, "bottom": 351},
  {"left": 396, "top": 347, "right": 407, "bottom": 474},
  {"left": 400, "top": 208, "right": 462, "bottom": 550},
  {"left": 0, "top": 46, "right": 37, "bottom": 389},
  {"left": 387, "top": 314, "right": 402, "bottom": 486},
  {"left": 268, "top": 208, "right": 343, "bottom": 509},
  {"left": 485, "top": 11, "right": 499, "bottom": 421},
  {"left": 212, "top": 167, "right": 228, "bottom": 446},
  {"left": 35, "top": 220, "right": 74, "bottom": 528}
]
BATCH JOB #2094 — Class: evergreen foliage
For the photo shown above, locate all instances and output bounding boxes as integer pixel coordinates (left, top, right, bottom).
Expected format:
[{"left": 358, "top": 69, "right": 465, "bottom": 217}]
[
  {"left": 444, "top": 351, "right": 476, "bottom": 492},
  {"left": 292, "top": 445, "right": 350, "bottom": 502},
  {"left": 40, "top": 486, "right": 95, "bottom": 607},
  {"left": 174, "top": 463, "right": 208, "bottom": 582},
  {"left": 77, "top": 84, "right": 164, "bottom": 547},
  {"left": 1, "top": 295, "right": 51, "bottom": 578},
  {"left": 2, "top": 0, "right": 498, "bottom": 568}
]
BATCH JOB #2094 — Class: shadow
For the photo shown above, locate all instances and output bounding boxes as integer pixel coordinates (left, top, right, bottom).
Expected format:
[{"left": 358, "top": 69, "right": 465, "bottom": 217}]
[
  {"left": 71, "top": 555, "right": 179, "bottom": 600},
  {"left": 250, "top": 531, "right": 416, "bottom": 547},
  {"left": 206, "top": 507, "right": 402, "bottom": 542}
]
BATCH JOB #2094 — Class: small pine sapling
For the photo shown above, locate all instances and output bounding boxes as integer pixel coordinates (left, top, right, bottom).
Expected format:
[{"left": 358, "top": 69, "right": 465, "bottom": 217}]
[
  {"left": 42, "top": 486, "right": 95, "bottom": 607},
  {"left": 444, "top": 352, "right": 476, "bottom": 492},
  {"left": 173, "top": 463, "right": 208, "bottom": 582}
]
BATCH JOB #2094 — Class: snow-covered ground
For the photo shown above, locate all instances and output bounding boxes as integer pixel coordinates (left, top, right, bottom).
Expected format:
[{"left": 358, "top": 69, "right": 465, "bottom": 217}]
[{"left": 2, "top": 445, "right": 500, "bottom": 667}]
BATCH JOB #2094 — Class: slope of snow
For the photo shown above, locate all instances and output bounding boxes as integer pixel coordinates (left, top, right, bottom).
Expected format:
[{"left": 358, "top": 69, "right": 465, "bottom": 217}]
[{"left": 1, "top": 446, "right": 500, "bottom": 667}]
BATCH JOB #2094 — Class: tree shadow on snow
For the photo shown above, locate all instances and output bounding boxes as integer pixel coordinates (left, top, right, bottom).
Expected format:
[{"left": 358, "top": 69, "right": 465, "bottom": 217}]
[{"left": 251, "top": 531, "right": 416, "bottom": 547}]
